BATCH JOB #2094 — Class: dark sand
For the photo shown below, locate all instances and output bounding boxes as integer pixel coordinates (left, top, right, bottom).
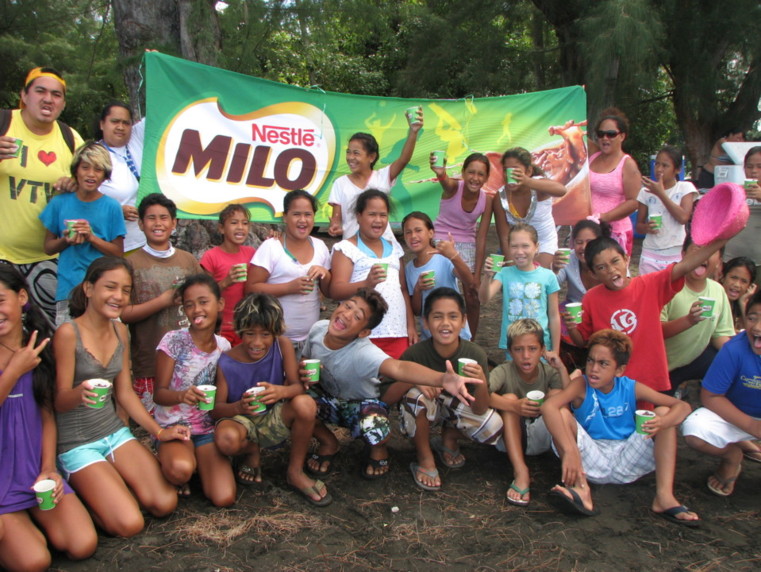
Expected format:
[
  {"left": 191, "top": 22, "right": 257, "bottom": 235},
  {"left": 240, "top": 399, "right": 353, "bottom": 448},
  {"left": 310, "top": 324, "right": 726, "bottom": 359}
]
[{"left": 51, "top": 228, "right": 760, "bottom": 571}]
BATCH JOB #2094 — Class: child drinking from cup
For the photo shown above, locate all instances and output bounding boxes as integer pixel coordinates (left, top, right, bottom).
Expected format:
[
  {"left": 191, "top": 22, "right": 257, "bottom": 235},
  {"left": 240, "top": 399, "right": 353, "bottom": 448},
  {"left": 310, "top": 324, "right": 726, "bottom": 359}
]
[
  {"left": 212, "top": 293, "right": 328, "bottom": 506},
  {"left": 402, "top": 211, "right": 473, "bottom": 340},
  {"left": 200, "top": 204, "right": 256, "bottom": 345},
  {"left": 635, "top": 146, "right": 697, "bottom": 275},
  {"left": 493, "top": 147, "right": 567, "bottom": 269},
  {"left": 54, "top": 257, "right": 186, "bottom": 538},
  {"left": 0, "top": 266, "right": 96, "bottom": 570},
  {"left": 429, "top": 152, "right": 495, "bottom": 336},
  {"left": 479, "top": 222, "right": 561, "bottom": 357},
  {"left": 153, "top": 274, "right": 234, "bottom": 506}
]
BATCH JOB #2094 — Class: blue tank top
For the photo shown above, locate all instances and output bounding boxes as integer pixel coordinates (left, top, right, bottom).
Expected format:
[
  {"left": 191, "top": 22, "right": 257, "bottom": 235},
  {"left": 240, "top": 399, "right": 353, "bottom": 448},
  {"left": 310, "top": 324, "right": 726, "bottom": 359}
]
[
  {"left": 218, "top": 342, "right": 285, "bottom": 405},
  {"left": 572, "top": 376, "right": 637, "bottom": 440}
]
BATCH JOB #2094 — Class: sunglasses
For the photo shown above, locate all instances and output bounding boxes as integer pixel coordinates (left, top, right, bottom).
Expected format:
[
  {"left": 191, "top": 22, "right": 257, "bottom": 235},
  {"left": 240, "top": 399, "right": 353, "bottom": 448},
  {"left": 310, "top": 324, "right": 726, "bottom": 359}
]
[{"left": 596, "top": 130, "right": 621, "bottom": 139}]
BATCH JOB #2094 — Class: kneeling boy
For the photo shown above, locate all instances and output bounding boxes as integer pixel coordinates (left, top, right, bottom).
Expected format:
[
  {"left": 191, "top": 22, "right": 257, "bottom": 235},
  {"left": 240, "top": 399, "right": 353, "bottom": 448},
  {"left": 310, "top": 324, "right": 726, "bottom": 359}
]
[
  {"left": 489, "top": 319, "right": 572, "bottom": 506},
  {"left": 398, "top": 288, "right": 501, "bottom": 491},
  {"left": 542, "top": 329, "right": 700, "bottom": 526},
  {"left": 682, "top": 290, "right": 761, "bottom": 497},
  {"left": 301, "top": 288, "right": 481, "bottom": 480}
]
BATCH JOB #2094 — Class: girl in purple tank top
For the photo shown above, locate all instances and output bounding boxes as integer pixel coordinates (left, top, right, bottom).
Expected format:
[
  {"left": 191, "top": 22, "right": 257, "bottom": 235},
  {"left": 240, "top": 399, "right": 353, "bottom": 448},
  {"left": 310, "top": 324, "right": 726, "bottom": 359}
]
[
  {"left": 212, "top": 293, "right": 331, "bottom": 506},
  {"left": 430, "top": 152, "right": 495, "bottom": 337},
  {"left": 0, "top": 265, "right": 96, "bottom": 569}
]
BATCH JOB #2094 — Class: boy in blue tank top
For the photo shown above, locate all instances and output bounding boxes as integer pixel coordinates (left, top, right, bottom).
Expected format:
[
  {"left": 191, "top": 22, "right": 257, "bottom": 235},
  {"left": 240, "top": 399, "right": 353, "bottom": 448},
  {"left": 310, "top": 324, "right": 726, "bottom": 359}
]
[{"left": 541, "top": 329, "right": 700, "bottom": 526}]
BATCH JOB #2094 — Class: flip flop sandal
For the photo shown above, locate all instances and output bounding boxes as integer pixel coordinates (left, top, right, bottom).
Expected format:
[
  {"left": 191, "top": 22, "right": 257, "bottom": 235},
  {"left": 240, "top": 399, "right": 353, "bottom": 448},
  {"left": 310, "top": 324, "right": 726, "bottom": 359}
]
[
  {"left": 707, "top": 468, "right": 741, "bottom": 497},
  {"left": 361, "top": 456, "right": 389, "bottom": 480},
  {"left": 651, "top": 505, "right": 701, "bottom": 528},
  {"left": 743, "top": 449, "right": 761, "bottom": 464},
  {"left": 235, "top": 464, "right": 262, "bottom": 486},
  {"left": 431, "top": 436, "right": 465, "bottom": 469},
  {"left": 506, "top": 480, "right": 530, "bottom": 507},
  {"left": 410, "top": 462, "right": 441, "bottom": 491},
  {"left": 547, "top": 485, "right": 599, "bottom": 516},
  {"left": 304, "top": 451, "right": 337, "bottom": 477},
  {"left": 289, "top": 479, "right": 333, "bottom": 507},
  {"left": 176, "top": 483, "right": 191, "bottom": 498}
]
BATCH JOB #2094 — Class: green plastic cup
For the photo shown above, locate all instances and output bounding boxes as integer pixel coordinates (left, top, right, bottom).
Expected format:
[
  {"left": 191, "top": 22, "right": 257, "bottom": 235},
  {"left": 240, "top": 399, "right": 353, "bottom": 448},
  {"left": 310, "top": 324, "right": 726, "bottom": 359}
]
[
  {"left": 526, "top": 390, "right": 545, "bottom": 405},
  {"left": 557, "top": 248, "right": 571, "bottom": 261},
  {"left": 375, "top": 262, "right": 389, "bottom": 281},
  {"left": 33, "top": 479, "right": 56, "bottom": 511},
  {"left": 458, "top": 358, "right": 477, "bottom": 375},
  {"left": 490, "top": 253, "right": 505, "bottom": 270},
  {"left": 635, "top": 409, "right": 656, "bottom": 435},
  {"left": 303, "top": 359, "right": 321, "bottom": 383},
  {"left": 649, "top": 214, "right": 663, "bottom": 229},
  {"left": 9, "top": 137, "right": 22, "bottom": 158},
  {"left": 566, "top": 302, "right": 583, "bottom": 324},
  {"left": 698, "top": 296, "right": 716, "bottom": 319},
  {"left": 421, "top": 270, "right": 436, "bottom": 286},
  {"left": 405, "top": 106, "right": 422, "bottom": 125},
  {"left": 197, "top": 385, "right": 216, "bottom": 411},
  {"left": 64, "top": 219, "right": 78, "bottom": 239},
  {"left": 431, "top": 150, "right": 446, "bottom": 168},
  {"left": 86, "top": 379, "right": 111, "bottom": 409},
  {"left": 244, "top": 386, "right": 267, "bottom": 415},
  {"left": 232, "top": 263, "right": 248, "bottom": 283},
  {"left": 745, "top": 179, "right": 757, "bottom": 190},
  {"left": 505, "top": 167, "right": 518, "bottom": 184}
]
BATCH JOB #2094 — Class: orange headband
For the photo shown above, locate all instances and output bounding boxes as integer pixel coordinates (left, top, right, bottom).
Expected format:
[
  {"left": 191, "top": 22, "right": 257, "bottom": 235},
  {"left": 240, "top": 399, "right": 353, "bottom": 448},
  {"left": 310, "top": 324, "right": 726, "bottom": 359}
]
[{"left": 20, "top": 68, "right": 66, "bottom": 108}]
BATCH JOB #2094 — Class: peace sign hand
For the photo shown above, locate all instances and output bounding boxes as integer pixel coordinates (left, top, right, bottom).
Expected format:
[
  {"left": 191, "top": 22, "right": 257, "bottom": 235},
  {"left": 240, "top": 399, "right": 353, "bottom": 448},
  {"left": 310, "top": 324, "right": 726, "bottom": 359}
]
[{"left": 6, "top": 330, "right": 50, "bottom": 378}]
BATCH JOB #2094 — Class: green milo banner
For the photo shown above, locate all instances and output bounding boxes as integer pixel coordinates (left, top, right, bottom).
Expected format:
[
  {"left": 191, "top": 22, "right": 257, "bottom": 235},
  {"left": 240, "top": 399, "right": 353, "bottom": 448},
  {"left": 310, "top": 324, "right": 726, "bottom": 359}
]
[{"left": 140, "top": 52, "right": 590, "bottom": 225}]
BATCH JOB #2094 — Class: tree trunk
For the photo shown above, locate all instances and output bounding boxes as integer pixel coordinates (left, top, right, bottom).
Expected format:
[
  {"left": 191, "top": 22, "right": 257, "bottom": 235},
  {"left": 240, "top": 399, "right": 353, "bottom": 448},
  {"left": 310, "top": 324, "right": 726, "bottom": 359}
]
[{"left": 111, "top": 0, "right": 220, "bottom": 117}]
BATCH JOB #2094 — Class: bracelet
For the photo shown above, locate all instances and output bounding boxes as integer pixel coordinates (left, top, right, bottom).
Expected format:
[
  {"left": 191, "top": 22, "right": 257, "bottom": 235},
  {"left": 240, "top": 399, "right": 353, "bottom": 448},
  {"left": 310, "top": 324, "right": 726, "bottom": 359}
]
[
  {"left": 449, "top": 252, "right": 460, "bottom": 261},
  {"left": 437, "top": 174, "right": 446, "bottom": 181},
  {"left": 156, "top": 428, "right": 165, "bottom": 439}
]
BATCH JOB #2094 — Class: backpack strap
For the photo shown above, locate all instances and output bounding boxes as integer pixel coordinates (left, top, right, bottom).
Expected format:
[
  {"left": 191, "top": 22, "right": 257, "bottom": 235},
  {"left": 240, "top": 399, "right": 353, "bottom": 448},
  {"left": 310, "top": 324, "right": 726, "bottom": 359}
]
[
  {"left": 57, "top": 120, "right": 76, "bottom": 154},
  {"left": 0, "top": 109, "right": 75, "bottom": 154}
]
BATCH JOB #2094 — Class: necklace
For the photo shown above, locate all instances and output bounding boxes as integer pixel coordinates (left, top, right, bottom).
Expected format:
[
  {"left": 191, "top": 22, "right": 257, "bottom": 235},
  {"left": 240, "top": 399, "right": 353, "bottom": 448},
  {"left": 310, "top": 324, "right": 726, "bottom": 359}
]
[{"left": 0, "top": 340, "right": 20, "bottom": 353}]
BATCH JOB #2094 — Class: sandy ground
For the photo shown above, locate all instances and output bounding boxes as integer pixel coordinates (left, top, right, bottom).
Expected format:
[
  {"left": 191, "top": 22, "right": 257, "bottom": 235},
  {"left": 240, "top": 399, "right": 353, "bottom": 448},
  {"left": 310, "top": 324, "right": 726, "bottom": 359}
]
[{"left": 51, "top": 228, "right": 760, "bottom": 571}]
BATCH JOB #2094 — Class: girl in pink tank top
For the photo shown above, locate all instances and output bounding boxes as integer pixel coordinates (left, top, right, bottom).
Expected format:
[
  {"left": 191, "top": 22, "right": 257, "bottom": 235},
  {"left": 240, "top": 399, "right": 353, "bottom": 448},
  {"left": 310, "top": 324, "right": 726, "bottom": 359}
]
[{"left": 430, "top": 152, "right": 495, "bottom": 337}]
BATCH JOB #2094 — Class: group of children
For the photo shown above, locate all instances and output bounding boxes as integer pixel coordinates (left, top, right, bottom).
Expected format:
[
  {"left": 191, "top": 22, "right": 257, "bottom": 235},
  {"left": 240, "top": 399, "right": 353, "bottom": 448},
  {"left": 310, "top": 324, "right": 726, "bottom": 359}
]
[{"left": 2, "top": 111, "right": 761, "bottom": 569}]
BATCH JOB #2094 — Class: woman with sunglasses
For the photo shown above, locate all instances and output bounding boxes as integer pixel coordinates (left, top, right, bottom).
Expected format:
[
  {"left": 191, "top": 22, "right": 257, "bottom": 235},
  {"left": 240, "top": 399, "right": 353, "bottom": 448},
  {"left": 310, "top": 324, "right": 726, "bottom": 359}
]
[{"left": 588, "top": 108, "right": 641, "bottom": 255}]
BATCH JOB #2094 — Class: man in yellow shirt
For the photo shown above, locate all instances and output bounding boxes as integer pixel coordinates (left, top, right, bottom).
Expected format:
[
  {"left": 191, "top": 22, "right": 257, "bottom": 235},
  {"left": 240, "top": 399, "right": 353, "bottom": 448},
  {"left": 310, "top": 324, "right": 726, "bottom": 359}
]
[{"left": 0, "top": 67, "right": 83, "bottom": 322}]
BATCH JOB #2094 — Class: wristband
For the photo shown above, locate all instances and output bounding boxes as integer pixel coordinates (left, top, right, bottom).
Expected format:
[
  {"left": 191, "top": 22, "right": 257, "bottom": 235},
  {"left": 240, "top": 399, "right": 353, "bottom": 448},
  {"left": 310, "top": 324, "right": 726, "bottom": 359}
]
[
  {"left": 449, "top": 252, "right": 460, "bottom": 261},
  {"left": 437, "top": 174, "right": 446, "bottom": 181},
  {"left": 156, "top": 428, "right": 165, "bottom": 439}
]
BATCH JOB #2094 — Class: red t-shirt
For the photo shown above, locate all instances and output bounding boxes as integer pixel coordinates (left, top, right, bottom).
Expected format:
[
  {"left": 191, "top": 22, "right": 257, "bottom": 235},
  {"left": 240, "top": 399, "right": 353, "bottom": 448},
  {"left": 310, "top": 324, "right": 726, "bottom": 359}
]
[
  {"left": 200, "top": 245, "right": 256, "bottom": 340},
  {"left": 577, "top": 266, "right": 683, "bottom": 392}
]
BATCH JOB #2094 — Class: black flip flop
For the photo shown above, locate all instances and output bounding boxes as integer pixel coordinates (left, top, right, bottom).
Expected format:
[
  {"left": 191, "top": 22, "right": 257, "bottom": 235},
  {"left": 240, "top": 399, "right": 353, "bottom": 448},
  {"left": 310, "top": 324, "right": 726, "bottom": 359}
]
[
  {"left": 547, "top": 485, "right": 599, "bottom": 516},
  {"left": 651, "top": 505, "right": 701, "bottom": 528},
  {"left": 304, "top": 452, "right": 337, "bottom": 477}
]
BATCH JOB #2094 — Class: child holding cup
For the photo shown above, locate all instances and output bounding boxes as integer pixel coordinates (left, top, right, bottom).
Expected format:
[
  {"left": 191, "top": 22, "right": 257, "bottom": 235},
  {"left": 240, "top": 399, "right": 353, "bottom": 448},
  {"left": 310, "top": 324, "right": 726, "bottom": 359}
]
[
  {"left": 542, "top": 329, "right": 699, "bottom": 526},
  {"left": 200, "top": 204, "right": 256, "bottom": 345},
  {"left": 489, "top": 319, "right": 574, "bottom": 506},
  {"left": 54, "top": 257, "right": 186, "bottom": 538},
  {"left": 402, "top": 211, "right": 474, "bottom": 341},
  {"left": 0, "top": 265, "right": 96, "bottom": 570},
  {"left": 429, "top": 152, "right": 495, "bottom": 337},
  {"left": 211, "top": 294, "right": 328, "bottom": 506},
  {"left": 153, "top": 274, "right": 234, "bottom": 506},
  {"left": 635, "top": 146, "right": 697, "bottom": 275}
]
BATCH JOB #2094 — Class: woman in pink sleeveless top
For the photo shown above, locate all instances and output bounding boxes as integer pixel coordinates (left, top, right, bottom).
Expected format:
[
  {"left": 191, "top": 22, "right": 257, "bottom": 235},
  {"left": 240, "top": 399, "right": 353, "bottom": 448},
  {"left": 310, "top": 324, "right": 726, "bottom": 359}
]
[{"left": 588, "top": 108, "right": 641, "bottom": 255}]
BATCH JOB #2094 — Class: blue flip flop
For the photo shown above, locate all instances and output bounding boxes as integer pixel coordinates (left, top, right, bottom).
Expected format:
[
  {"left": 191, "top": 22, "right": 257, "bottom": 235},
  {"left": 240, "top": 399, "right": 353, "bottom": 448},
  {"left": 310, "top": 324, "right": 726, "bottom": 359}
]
[{"left": 651, "top": 505, "right": 700, "bottom": 528}]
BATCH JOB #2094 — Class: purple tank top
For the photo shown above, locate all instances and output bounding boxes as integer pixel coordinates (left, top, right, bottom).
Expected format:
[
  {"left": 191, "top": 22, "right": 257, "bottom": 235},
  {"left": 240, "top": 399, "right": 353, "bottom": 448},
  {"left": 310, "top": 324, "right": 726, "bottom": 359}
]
[
  {"left": 218, "top": 342, "right": 285, "bottom": 404},
  {"left": 434, "top": 180, "right": 487, "bottom": 243},
  {"left": 0, "top": 371, "right": 72, "bottom": 514}
]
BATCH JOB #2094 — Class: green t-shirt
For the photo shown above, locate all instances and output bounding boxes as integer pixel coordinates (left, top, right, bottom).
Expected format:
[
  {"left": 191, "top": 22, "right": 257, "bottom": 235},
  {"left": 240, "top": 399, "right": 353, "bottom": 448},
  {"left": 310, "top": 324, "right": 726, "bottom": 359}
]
[
  {"left": 661, "top": 279, "right": 735, "bottom": 370},
  {"left": 488, "top": 360, "right": 561, "bottom": 398}
]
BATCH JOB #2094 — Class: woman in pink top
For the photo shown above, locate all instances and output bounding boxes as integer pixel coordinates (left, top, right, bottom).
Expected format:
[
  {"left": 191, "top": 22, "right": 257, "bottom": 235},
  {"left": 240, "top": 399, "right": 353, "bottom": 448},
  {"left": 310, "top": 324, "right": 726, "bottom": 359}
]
[
  {"left": 430, "top": 152, "right": 494, "bottom": 337},
  {"left": 588, "top": 108, "right": 641, "bottom": 255}
]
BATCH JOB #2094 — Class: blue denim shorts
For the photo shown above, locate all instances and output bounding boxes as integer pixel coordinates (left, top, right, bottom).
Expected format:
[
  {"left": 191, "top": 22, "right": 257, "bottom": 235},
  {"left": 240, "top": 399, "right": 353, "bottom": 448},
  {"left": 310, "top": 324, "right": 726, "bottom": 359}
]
[
  {"left": 57, "top": 426, "right": 135, "bottom": 477},
  {"left": 154, "top": 431, "right": 215, "bottom": 449}
]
